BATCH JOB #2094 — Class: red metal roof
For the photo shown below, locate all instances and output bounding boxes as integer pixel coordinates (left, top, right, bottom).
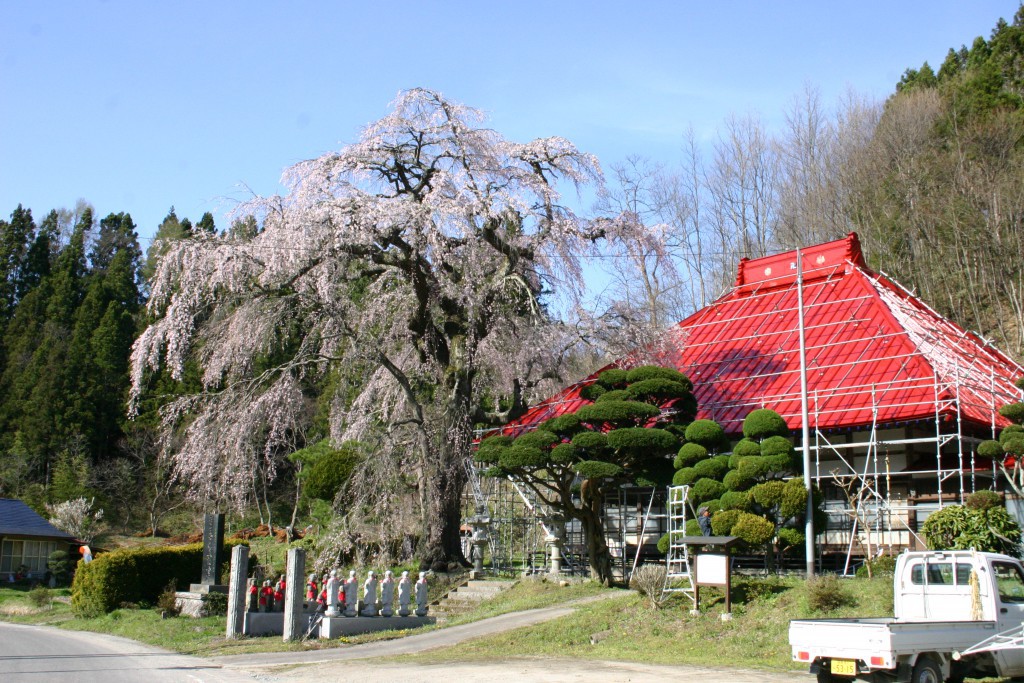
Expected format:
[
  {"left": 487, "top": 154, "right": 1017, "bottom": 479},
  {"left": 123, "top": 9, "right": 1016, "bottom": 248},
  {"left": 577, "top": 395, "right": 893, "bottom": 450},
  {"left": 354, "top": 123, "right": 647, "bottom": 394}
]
[{"left": 506, "top": 233, "right": 1024, "bottom": 436}]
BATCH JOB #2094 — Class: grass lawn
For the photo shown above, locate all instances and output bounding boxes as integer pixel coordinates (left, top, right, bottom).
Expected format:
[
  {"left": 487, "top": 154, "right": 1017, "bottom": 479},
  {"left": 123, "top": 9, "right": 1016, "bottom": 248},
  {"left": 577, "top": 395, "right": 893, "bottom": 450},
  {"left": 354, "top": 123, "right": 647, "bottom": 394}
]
[{"left": 403, "top": 574, "right": 896, "bottom": 672}]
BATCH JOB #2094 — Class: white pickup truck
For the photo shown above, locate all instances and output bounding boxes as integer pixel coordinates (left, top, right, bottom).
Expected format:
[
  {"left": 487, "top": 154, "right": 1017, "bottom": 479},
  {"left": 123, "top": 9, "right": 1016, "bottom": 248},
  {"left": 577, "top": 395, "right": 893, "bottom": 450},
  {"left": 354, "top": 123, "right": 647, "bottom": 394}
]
[{"left": 789, "top": 550, "right": 1024, "bottom": 683}]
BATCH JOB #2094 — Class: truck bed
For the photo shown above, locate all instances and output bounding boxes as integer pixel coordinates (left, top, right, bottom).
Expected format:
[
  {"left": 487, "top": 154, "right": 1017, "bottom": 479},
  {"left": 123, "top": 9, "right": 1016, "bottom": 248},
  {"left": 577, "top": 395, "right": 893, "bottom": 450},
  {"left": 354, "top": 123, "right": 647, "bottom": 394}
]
[{"left": 790, "top": 617, "right": 1000, "bottom": 666}]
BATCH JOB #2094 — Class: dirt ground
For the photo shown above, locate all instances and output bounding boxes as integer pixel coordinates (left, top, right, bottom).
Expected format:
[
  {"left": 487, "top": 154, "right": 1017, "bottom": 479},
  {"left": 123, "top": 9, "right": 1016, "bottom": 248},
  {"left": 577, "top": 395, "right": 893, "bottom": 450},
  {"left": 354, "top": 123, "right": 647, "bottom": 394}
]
[{"left": 270, "top": 657, "right": 807, "bottom": 682}]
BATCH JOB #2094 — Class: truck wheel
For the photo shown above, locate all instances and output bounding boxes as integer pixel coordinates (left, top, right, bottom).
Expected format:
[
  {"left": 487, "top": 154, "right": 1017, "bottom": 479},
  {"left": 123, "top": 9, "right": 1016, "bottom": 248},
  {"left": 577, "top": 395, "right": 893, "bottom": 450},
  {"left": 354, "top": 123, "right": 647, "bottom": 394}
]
[
  {"left": 815, "top": 670, "right": 833, "bottom": 683},
  {"left": 911, "top": 656, "right": 943, "bottom": 683}
]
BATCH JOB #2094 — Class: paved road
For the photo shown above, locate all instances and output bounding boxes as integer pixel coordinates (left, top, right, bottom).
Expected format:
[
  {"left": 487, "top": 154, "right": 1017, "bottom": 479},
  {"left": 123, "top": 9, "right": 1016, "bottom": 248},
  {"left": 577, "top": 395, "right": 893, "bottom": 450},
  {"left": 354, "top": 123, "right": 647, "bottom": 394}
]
[{"left": 0, "top": 621, "right": 261, "bottom": 683}]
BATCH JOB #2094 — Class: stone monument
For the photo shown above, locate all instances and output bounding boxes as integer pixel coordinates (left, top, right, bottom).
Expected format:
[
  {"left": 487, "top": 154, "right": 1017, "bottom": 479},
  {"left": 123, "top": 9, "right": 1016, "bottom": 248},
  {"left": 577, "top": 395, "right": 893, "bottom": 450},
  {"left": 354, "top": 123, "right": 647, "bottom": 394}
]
[
  {"left": 191, "top": 513, "right": 227, "bottom": 593},
  {"left": 225, "top": 544, "right": 249, "bottom": 639}
]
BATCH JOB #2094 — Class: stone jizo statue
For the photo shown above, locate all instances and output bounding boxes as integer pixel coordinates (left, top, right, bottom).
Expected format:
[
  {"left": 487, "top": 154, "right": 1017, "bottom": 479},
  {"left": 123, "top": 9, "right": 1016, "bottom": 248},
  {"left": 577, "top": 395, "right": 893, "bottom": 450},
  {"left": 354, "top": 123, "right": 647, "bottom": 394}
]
[
  {"left": 325, "top": 569, "right": 340, "bottom": 616},
  {"left": 380, "top": 570, "right": 395, "bottom": 617},
  {"left": 361, "top": 570, "right": 378, "bottom": 616},
  {"left": 343, "top": 570, "right": 358, "bottom": 617},
  {"left": 415, "top": 571, "right": 429, "bottom": 616},
  {"left": 397, "top": 570, "right": 412, "bottom": 616}
]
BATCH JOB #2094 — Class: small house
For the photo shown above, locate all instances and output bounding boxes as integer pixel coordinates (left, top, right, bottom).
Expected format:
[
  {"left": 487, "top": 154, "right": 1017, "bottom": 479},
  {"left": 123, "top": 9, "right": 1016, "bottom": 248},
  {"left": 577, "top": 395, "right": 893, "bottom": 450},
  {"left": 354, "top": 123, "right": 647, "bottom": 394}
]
[{"left": 0, "top": 498, "right": 77, "bottom": 579}]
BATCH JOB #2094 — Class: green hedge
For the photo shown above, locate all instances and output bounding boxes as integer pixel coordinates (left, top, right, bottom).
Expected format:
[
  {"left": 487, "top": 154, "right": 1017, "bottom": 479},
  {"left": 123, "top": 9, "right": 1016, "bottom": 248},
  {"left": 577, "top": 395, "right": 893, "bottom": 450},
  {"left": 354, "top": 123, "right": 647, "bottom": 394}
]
[{"left": 71, "top": 540, "right": 247, "bottom": 617}]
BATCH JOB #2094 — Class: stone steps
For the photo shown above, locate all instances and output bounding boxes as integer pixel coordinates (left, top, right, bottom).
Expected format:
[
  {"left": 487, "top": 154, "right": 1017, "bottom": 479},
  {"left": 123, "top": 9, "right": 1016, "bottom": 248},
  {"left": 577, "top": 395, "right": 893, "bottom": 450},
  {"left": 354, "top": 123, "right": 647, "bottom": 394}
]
[{"left": 432, "top": 579, "right": 517, "bottom": 617}]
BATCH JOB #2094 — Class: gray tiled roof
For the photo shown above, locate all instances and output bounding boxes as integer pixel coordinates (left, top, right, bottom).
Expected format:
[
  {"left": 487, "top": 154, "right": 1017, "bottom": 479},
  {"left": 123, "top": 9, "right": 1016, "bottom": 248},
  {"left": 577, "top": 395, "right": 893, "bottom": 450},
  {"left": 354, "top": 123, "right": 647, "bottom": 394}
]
[{"left": 0, "top": 498, "right": 76, "bottom": 540}]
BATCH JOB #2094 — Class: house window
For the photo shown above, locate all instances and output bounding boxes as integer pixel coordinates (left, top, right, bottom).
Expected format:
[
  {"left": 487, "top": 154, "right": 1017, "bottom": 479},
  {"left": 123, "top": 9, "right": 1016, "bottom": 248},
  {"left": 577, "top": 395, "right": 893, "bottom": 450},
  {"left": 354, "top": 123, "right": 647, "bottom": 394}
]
[{"left": 1, "top": 539, "right": 61, "bottom": 574}]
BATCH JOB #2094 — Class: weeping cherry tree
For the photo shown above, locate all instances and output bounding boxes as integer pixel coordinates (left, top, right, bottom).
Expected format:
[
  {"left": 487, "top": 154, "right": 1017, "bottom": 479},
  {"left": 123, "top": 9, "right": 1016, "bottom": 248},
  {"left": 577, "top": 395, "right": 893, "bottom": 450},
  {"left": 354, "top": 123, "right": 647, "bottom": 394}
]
[{"left": 130, "top": 89, "right": 662, "bottom": 569}]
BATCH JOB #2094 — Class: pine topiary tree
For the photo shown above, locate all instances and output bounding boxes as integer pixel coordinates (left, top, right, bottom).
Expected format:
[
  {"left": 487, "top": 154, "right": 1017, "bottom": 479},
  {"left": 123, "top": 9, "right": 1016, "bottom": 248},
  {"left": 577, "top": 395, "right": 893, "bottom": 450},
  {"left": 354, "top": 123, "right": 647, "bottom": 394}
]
[{"left": 480, "top": 364, "right": 695, "bottom": 584}]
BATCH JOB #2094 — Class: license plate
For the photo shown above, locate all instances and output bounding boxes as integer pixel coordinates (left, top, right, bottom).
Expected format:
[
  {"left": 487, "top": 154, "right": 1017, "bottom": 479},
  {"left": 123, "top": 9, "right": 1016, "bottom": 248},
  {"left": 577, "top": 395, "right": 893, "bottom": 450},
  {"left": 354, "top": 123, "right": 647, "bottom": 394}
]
[{"left": 830, "top": 659, "right": 857, "bottom": 676}]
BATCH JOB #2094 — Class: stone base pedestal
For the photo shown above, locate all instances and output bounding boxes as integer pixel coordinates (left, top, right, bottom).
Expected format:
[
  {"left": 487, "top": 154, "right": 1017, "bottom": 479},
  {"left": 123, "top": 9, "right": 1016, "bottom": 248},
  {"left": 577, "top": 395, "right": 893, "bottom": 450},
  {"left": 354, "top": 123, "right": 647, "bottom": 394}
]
[
  {"left": 189, "top": 583, "right": 228, "bottom": 594},
  {"left": 244, "top": 611, "right": 316, "bottom": 636},
  {"left": 174, "top": 592, "right": 207, "bottom": 618},
  {"left": 318, "top": 615, "right": 434, "bottom": 639}
]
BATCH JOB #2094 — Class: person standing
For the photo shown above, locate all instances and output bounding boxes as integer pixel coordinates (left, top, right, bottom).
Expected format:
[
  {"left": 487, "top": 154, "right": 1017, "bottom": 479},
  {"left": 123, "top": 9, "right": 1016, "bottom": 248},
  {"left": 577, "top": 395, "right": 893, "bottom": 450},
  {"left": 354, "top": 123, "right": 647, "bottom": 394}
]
[{"left": 698, "top": 507, "right": 713, "bottom": 536}]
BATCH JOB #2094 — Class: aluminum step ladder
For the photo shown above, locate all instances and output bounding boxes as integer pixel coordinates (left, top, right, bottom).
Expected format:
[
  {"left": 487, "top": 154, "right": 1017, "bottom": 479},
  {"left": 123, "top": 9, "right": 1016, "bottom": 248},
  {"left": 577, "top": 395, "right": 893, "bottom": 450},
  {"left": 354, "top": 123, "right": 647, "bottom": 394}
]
[{"left": 662, "top": 484, "right": 696, "bottom": 608}]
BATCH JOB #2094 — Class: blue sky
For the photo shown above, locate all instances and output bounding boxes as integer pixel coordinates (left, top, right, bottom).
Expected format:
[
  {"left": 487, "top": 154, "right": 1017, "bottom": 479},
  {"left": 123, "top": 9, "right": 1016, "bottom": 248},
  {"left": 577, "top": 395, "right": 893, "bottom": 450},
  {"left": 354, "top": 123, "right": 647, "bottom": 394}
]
[{"left": 1, "top": 1, "right": 1019, "bottom": 241}]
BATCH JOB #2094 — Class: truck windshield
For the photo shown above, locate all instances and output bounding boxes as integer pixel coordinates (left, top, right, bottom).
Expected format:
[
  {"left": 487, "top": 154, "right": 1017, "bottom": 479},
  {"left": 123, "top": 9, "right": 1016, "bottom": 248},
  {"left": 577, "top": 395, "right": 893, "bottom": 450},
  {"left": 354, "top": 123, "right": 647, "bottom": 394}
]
[{"left": 992, "top": 562, "right": 1024, "bottom": 603}]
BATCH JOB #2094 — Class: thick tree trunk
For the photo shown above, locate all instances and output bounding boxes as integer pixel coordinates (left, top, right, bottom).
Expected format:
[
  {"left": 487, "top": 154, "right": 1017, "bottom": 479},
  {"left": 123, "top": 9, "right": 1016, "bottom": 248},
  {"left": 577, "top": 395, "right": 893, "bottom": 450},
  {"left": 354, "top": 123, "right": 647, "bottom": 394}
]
[
  {"left": 418, "top": 374, "right": 472, "bottom": 572},
  {"left": 580, "top": 479, "right": 614, "bottom": 585}
]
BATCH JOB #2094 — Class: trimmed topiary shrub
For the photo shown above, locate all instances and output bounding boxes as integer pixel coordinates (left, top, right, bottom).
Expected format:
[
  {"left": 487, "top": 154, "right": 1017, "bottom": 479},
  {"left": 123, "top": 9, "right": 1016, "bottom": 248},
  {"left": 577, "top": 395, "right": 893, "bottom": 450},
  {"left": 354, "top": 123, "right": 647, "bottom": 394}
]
[
  {"left": 580, "top": 383, "right": 606, "bottom": 400},
  {"left": 657, "top": 533, "right": 670, "bottom": 554},
  {"left": 627, "top": 378, "right": 692, "bottom": 402},
  {"left": 723, "top": 468, "right": 754, "bottom": 491},
  {"left": 596, "top": 368, "right": 628, "bottom": 387},
  {"left": 733, "top": 438, "right": 761, "bottom": 457},
  {"left": 977, "top": 440, "right": 1004, "bottom": 458},
  {"left": 575, "top": 401, "right": 660, "bottom": 425},
  {"left": 711, "top": 509, "right": 741, "bottom": 535},
  {"left": 541, "top": 414, "right": 582, "bottom": 435},
  {"left": 303, "top": 447, "right": 361, "bottom": 501},
  {"left": 999, "top": 403, "right": 1024, "bottom": 424},
  {"left": 684, "top": 420, "right": 726, "bottom": 448},
  {"left": 694, "top": 457, "right": 729, "bottom": 480},
  {"left": 596, "top": 389, "right": 633, "bottom": 403},
  {"left": 737, "top": 456, "right": 772, "bottom": 481},
  {"left": 742, "top": 409, "right": 789, "bottom": 440},
  {"left": 781, "top": 477, "right": 810, "bottom": 518},
  {"left": 480, "top": 434, "right": 513, "bottom": 448},
  {"left": 966, "top": 490, "right": 1002, "bottom": 510},
  {"left": 550, "top": 443, "right": 577, "bottom": 464},
  {"left": 759, "top": 435, "right": 793, "bottom": 457},
  {"left": 513, "top": 430, "right": 560, "bottom": 449},
  {"left": 625, "top": 365, "right": 691, "bottom": 389},
  {"left": 672, "top": 467, "right": 698, "bottom": 487},
  {"left": 720, "top": 490, "right": 751, "bottom": 511},
  {"left": 731, "top": 512, "right": 775, "bottom": 546},
  {"left": 674, "top": 443, "right": 708, "bottom": 469},
  {"left": 71, "top": 540, "right": 248, "bottom": 617},
  {"left": 778, "top": 527, "right": 805, "bottom": 550},
  {"left": 606, "top": 427, "right": 678, "bottom": 452},
  {"left": 572, "top": 431, "right": 609, "bottom": 450},
  {"left": 751, "top": 480, "right": 785, "bottom": 508},
  {"left": 690, "top": 478, "right": 727, "bottom": 505},
  {"left": 499, "top": 446, "right": 548, "bottom": 468},
  {"left": 1000, "top": 424, "right": 1024, "bottom": 443},
  {"left": 574, "top": 460, "right": 623, "bottom": 479}
]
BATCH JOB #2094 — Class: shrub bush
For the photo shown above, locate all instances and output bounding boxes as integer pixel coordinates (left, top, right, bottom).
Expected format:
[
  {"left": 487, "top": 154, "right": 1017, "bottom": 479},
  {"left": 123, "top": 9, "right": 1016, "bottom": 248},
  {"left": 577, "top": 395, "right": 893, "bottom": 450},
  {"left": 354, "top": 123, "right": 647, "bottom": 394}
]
[
  {"left": 595, "top": 389, "right": 633, "bottom": 403},
  {"left": 572, "top": 431, "right": 608, "bottom": 450},
  {"left": 806, "top": 574, "right": 854, "bottom": 613},
  {"left": 674, "top": 443, "right": 708, "bottom": 469},
  {"left": 731, "top": 512, "right": 774, "bottom": 546},
  {"left": 580, "top": 383, "right": 606, "bottom": 400},
  {"left": 625, "top": 365, "right": 691, "bottom": 388},
  {"left": 690, "top": 478, "right": 726, "bottom": 505},
  {"left": 711, "top": 509, "right": 741, "bottom": 535},
  {"left": 28, "top": 586, "right": 50, "bottom": 608},
  {"left": 550, "top": 443, "right": 577, "bottom": 464},
  {"left": 742, "top": 409, "right": 789, "bottom": 440},
  {"left": 999, "top": 402, "right": 1024, "bottom": 424},
  {"left": 303, "top": 446, "right": 361, "bottom": 501},
  {"left": 202, "top": 591, "right": 228, "bottom": 616},
  {"left": 627, "top": 378, "right": 691, "bottom": 402},
  {"left": 759, "top": 436, "right": 793, "bottom": 457},
  {"left": 541, "top": 414, "right": 582, "bottom": 435},
  {"left": 722, "top": 469, "right": 754, "bottom": 491},
  {"left": 693, "top": 457, "right": 729, "bottom": 480},
  {"left": 966, "top": 490, "right": 1002, "bottom": 511},
  {"left": 720, "top": 490, "right": 751, "bottom": 511},
  {"left": 499, "top": 446, "right": 547, "bottom": 469},
  {"left": 71, "top": 540, "right": 247, "bottom": 617},
  {"left": 684, "top": 420, "right": 726, "bottom": 448},
  {"left": 48, "top": 550, "right": 72, "bottom": 586},
  {"left": 855, "top": 555, "right": 897, "bottom": 578},
  {"left": 737, "top": 456, "right": 771, "bottom": 481},
  {"left": 672, "top": 467, "right": 698, "bottom": 486},
  {"left": 1000, "top": 424, "right": 1024, "bottom": 444},
  {"left": 596, "top": 368, "right": 628, "bottom": 387},
  {"left": 629, "top": 564, "right": 669, "bottom": 608},
  {"left": 606, "top": 427, "right": 678, "bottom": 452},
  {"left": 977, "top": 440, "right": 1004, "bottom": 459},
  {"left": 156, "top": 579, "right": 180, "bottom": 616},
  {"left": 574, "top": 460, "right": 623, "bottom": 479},
  {"left": 733, "top": 438, "right": 761, "bottom": 457},
  {"left": 513, "top": 430, "right": 559, "bottom": 449},
  {"left": 574, "top": 401, "right": 659, "bottom": 425}
]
